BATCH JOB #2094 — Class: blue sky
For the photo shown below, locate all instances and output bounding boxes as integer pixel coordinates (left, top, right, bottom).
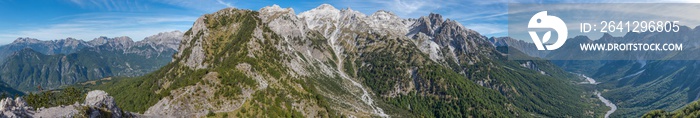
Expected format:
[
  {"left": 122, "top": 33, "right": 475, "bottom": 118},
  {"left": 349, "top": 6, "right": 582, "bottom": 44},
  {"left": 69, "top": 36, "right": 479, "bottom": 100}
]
[{"left": 0, "top": 0, "right": 697, "bottom": 44}]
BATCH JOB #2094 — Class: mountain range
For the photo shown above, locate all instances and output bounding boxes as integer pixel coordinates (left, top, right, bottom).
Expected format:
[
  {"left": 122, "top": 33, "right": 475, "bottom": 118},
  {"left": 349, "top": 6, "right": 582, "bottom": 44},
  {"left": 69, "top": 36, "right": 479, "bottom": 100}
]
[
  {"left": 78, "top": 4, "right": 611, "bottom": 117},
  {"left": 0, "top": 3, "right": 697, "bottom": 118},
  {"left": 0, "top": 31, "right": 182, "bottom": 92}
]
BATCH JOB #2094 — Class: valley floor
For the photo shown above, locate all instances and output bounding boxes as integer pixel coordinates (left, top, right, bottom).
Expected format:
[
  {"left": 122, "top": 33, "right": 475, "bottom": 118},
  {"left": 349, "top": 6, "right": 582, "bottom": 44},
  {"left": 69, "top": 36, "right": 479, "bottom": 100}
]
[{"left": 577, "top": 73, "right": 618, "bottom": 118}]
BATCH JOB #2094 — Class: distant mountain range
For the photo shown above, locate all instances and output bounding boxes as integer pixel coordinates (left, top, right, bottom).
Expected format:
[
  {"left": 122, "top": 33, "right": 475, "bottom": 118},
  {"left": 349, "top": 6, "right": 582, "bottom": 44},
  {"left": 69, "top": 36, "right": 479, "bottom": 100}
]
[{"left": 0, "top": 31, "right": 182, "bottom": 92}]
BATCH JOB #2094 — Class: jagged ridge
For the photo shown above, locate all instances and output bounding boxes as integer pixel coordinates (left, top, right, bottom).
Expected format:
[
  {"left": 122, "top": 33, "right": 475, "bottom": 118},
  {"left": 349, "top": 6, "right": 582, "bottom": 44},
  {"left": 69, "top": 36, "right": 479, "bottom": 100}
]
[{"left": 90, "top": 4, "right": 602, "bottom": 118}]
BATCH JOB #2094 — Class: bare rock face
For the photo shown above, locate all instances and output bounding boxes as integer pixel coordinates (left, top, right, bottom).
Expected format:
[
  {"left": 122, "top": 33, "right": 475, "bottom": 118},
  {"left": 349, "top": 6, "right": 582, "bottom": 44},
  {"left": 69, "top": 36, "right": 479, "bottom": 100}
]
[
  {"left": 84, "top": 90, "right": 123, "bottom": 118},
  {"left": 34, "top": 90, "right": 129, "bottom": 117},
  {"left": 33, "top": 105, "right": 80, "bottom": 118},
  {"left": 259, "top": 4, "right": 307, "bottom": 40},
  {"left": 0, "top": 90, "right": 134, "bottom": 118},
  {"left": 0, "top": 97, "right": 32, "bottom": 118},
  {"left": 140, "top": 31, "right": 184, "bottom": 51},
  {"left": 175, "top": 15, "right": 209, "bottom": 69}
]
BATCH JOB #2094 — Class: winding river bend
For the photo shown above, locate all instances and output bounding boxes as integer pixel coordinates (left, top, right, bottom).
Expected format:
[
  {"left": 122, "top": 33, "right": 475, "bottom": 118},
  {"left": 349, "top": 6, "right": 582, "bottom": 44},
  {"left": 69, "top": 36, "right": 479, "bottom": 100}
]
[
  {"left": 596, "top": 91, "right": 617, "bottom": 118},
  {"left": 578, "top": 74, "right": 617, "bottom": 118}
]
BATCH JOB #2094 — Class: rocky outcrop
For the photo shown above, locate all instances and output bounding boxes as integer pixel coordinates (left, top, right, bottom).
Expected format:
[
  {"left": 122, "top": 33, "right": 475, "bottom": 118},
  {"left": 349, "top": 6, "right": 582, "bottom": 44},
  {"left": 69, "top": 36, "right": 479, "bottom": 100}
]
[
  {"left": 83, "top": 90, "right": 124, "bottom": 118},
  {"left": 259, "top": 4, "right": 307, "bottom": 40},
  {"left": 0, "top": 97, "right": 32, "bottom": 118},
  {"left": 409, "top": 13, "right": 495, "bottom": 65},
  {"left": 0, "top": 90, "right": 134, "bottom": 118},
  {"left": 35, "top": 90, "right": 130, "bottom": 117},
  {"left": 175, "top": 16, "right": 208, "bottom": 69}
]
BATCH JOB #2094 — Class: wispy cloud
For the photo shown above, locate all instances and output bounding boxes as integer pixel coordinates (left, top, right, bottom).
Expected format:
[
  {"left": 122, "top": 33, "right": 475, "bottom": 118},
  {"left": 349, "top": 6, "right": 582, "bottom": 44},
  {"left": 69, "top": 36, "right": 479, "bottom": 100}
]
[
  {"left": 0, "top": 13, "right": 195, "bottom": 44},
  {"left": 378, "top": 0, "right": 440, "bottom": 17},
  {"left": 67, "top": 0, "right": 148, "bottom": 11},
  {"left": 67, "top": 0, "right": 237, "bottom": 12},
  {"left": 216, "top": 0, "right": 234, "bottom": 8},
  {"left": 148, "top": 0, "right": 235, "bottom": 12},
  {"left": 465, "top": 23, "right": 507, "bottom": 36}
]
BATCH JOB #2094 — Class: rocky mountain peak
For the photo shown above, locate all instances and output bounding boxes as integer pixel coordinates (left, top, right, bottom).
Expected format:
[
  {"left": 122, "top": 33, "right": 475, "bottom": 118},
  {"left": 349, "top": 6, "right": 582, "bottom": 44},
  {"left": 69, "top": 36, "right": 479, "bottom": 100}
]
[
  {"left": 315, "top": 4, "right": 337, "bottom": 11},
  {"left": 142, "top": 30, "right": 182, "bottom": 42},
  {"left": 489, "top": 37, "right": 515, "bottom": 47},
  {"left": 570, "top": 35, "right": 593, "bottom": 43},
  {"left": 259, "top": 5, "right": 308, "bottom": 39},
  {"left": 409, "top": 12, "right": 475, "bottom": 37},
  {"left": 298, "top": 4, "right": 341, "bottom": 26},
  {"left": 601, "top": 33, "right": 614, "bottom": 39},
  {"left": 693, "top": 26, "right": 700, "bottom": 33},
  {"left": 428, "top": 13, "right": 444, "bottom": 26},
  {"left": 260, "top": 4, "right": 295, "bottom": 15},
  {"left": 174, "top": 8, "right": 256, "bottom": 69},
  {"left": 111, "top": 36, "right": 133, "bottom": 42},
  {"left": 370, "top": 10, "right": 399, "bottom": 20},
  {"left": 409, "top": 14, "right": 441, "bottom": 37},
  {"left": 340, "top": 7, "right": 365, "bottom": 18},
  {"left": 104, "top": 36, "right": 135, "bottom": 48},
  {"left": 88, "top": 36, "right": 110, "bottom": 46},
  {"left": 59, "top": 37, "right": 86, "bottom": 47},
  {"left": 89, "top": 36, "right": 133, "bottom": 45},
  {"left": 140, "top": 30, "right": 183, "bottom": 50},
  {"left": 259, "top": 4, "right": 298, "bottom": 23},
  {"left": 64, "top": 37, "right": 78, "bottom": 42},
  {"left": 11, "top": 37, "right": 41, "bottom": 44},
  {"left": 142, "top": 31, "right": 182, "bottom": 42}
]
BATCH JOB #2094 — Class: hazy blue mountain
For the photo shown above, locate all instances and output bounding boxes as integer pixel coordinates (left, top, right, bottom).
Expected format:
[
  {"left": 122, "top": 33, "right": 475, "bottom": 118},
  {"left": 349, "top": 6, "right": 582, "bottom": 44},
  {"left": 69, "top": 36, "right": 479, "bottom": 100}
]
[
  {"left": 0, "top": 31, "right": 182, "bottom": 92},
  {"left": 0, "top": 37, "right": 92, "bottom": 62}
]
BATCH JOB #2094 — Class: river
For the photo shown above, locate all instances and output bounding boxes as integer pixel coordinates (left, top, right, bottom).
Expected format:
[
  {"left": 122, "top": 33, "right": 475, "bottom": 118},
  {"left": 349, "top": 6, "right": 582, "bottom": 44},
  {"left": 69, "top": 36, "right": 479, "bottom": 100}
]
[
  {"left": 577, "top": 73, "right": 617, "bottom": 118},
  {"left": 596, "top": 91, "right": 617, "bottom": 118}
]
